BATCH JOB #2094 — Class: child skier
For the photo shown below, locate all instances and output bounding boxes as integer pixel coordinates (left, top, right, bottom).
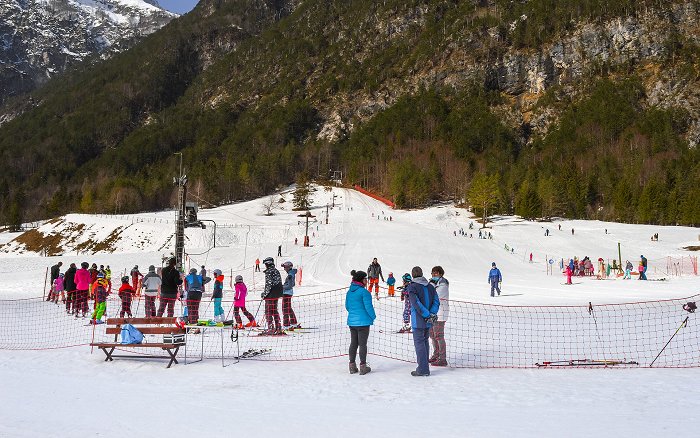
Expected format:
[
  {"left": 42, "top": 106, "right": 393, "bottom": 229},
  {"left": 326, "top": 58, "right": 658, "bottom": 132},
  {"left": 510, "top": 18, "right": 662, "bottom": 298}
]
[
  {"left": 624, "top": 260, "right": 633, "bottom": 279},
  {"left": 51, "top": 273, "right": 64, "bottom": 304},
  {"left": 565, "top": 265, "right": 573, "bottom": 285},
  {"left": 234, "top": 275, "right": 256, "bottom": 329},
  {"left": 184, "top": 268, "right": 210, "bottom": 324},
  {"left": 90, "top": 273, "right": 110, "bottom": 324},
  {"left": 118, "top": 276, "right": 135, "bottom": 318},
  {"left": 386, "top": 272, "right": 396, "bottom": 297},
  {"left": 211, "top": 269, "right": 225, "bottom": 322},
  {"left": 398, "top": 273, "right": 412, "bottom": 333}
]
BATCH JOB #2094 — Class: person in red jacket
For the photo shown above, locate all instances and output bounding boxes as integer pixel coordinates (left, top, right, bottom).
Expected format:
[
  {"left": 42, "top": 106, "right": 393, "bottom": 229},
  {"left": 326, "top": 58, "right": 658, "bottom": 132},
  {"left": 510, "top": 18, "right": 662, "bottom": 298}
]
[{"left": 118, "top": 276, "right": 135, "bottom": 318}]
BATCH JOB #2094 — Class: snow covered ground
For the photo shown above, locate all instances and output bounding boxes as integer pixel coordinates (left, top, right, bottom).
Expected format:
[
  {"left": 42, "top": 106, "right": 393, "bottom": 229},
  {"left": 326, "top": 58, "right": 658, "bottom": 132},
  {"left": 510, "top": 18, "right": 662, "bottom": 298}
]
[{"left": 0, "top": 186, "right": 699, "bottom": 436}]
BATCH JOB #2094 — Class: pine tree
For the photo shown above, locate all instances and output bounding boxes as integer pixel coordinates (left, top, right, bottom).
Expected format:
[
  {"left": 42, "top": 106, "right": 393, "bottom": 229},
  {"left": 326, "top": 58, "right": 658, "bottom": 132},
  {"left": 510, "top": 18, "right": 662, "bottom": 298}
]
[{"left": 293, "top": 174, "right": 312, "bottom": 211}]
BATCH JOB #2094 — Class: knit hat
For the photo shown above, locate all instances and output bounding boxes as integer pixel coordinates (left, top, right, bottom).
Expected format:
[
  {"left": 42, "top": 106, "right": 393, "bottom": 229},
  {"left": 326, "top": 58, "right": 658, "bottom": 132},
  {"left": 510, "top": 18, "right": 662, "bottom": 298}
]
[{"left": 351, "top": 270, "right": 367, "bottom": 282}]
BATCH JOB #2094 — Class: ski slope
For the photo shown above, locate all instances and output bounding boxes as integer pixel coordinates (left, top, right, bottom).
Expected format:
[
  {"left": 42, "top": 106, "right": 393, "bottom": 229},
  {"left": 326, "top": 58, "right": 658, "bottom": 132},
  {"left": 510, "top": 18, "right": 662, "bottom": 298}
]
[{"left": 0, "top": 186, "right": 699, "bottom": 437}]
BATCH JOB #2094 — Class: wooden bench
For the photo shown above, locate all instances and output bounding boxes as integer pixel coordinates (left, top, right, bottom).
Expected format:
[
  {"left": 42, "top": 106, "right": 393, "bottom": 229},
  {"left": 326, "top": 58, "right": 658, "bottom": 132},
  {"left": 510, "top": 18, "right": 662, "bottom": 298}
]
[{"left": 90, "top": 317, "right": 186, "bottom": 368}]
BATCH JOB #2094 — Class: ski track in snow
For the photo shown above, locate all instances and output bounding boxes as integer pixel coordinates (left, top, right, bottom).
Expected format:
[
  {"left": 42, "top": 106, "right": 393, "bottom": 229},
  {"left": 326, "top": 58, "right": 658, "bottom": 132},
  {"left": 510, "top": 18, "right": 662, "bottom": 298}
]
[{"left": 1, "top": 186, "right": 699, "bottom": 436}]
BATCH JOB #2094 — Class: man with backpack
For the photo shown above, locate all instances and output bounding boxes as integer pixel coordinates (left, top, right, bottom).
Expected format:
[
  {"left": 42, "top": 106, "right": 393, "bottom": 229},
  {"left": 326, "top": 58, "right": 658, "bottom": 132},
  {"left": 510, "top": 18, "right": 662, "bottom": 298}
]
[
  {"left": 184, "top": 268, "right": 210, "bottom": 324},
  {"left": 158, "top": 257, "right": 183, "bottom": 318},
  {"left": 406, "top": 266, "right": 440, "bottom": 376}
]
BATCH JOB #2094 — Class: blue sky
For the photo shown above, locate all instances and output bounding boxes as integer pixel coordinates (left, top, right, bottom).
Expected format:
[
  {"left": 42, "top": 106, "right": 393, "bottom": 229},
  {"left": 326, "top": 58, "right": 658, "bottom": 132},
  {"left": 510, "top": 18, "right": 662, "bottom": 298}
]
[{"left": 157, "top": 0, "right": 199, "bottom": 14}]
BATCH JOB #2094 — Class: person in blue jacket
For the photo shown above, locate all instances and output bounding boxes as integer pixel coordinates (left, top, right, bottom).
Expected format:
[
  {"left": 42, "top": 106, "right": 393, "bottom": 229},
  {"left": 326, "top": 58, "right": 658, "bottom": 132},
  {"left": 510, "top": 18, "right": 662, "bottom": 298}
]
[
  {"left": 345, "top": 270, "right": 376, "bottom": 375},
  {"left": 406, "top": 266, "right": 440, "bottom": 376},
  {"left": 184, "top": 268, "right": 210, "bottom": 324},
  {"left": 488, "top": 262, "right": 502, "bottom": 297}
]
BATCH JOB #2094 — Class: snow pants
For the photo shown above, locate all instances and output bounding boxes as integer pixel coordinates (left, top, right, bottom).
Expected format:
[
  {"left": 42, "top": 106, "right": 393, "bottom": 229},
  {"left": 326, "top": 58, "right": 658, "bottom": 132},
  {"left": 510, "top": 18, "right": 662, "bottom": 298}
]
[
  {"left": 368, "top": 278, "right": 379, "bottom": 293},
  {"left": 234, "top": 306, "right": 255, "bottom": 325},
  {"left": 429, "top": 321, "right": 447, "bottom": 363},
  {"left": 412, "top": 328, "right": 431, "bottom": 375},
  {"left": 75, "top": 290, "right": 89, "bottom": 315},
  {"left": 265, "top": 298, "right": 281, "bottom": 330},
  {"left": 66, "top": 290, "right": 75, "bottom": 313},
  {"left": 349, "top": 326, "right": 370, "bottom": 364},
  {"left": 490, "top": 281, "right": 501, "bottom": 296},
  {"left": 213, "top": 298, "right": 224, "bottom": 319},
  {"left": 282, "top": 294, "right": 297, "bottom": 327},
  {"left": 157, "top": 296, "right": 176, "bottom": 317},
  {"left": 120, "top": 295, "right": 133, "bottom": 318},
  {"left": 402, "top": 297, "right": 411, "bottom": 324},
  {"left": 388, "top": 285, "right": 395, "bottom": 297},
  {"left": 144, "top": 295, "right": 157, "bottom": 317},
  {"left": 187, "top": 292, "right": 202, "bottom": 324},
  {"left": 624, "top": 269, "right": 631, "bottom": 279},
  {"left": 639, "top": 268, "right": 647, "bottom": 280},
  {"left": 92, "top": 301, "right": 106, "bottom": 321}
]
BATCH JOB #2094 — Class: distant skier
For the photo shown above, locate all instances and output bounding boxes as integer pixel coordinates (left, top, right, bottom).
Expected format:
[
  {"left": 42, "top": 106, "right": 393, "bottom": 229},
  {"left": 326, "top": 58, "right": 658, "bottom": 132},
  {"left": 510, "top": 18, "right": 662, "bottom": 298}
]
[
  {"left": 488, "top": 262, "right": 502, "bottom": 297},
  {"left": 278, "top": 245, "right": 282, "bottom": 257},
  {"left": 255, "top": 258, "right": 261, "bottom": 272},
  {"left": 571, "top": 228, "right": 575, "bottom": 235},
  {"left": 529, "top": 253, "right": 533, "bottom": 263},
  {"left": 130, "top": 265, "right": 143, "bottom": 292},
  {"left": 565, "top": 264, "right": 573, "bottom": 285}
]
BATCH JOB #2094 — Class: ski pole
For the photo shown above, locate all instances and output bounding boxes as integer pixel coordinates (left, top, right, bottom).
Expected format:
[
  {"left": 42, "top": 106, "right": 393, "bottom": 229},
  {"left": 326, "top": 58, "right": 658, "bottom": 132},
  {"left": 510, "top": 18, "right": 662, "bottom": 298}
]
[
  {"left": 134, "top": 294, "right": 142, "bottom": 318},
  {"left": 650, "top": 316, "right": 689, "bottom": 367}
]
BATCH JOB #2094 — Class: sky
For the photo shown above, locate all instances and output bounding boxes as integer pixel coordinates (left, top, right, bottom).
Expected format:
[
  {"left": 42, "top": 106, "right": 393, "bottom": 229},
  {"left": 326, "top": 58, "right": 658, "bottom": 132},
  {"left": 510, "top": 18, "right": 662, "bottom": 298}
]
[{"left": 157, "top": 0, "right": 199, "bottom": 14}]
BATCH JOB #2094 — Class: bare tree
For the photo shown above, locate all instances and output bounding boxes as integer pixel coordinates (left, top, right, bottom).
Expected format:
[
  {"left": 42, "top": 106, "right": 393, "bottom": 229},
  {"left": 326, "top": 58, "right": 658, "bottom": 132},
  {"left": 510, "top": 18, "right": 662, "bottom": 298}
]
[{"left": 262, "top": 195, "right": 279, "bottom": 216}]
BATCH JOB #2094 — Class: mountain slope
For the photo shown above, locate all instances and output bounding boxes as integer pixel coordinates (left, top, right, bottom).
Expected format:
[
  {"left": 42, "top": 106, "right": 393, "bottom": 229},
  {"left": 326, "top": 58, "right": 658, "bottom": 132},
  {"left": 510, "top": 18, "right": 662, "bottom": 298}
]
[{"left": 1, "top": 0, "right": 700, "bottom": 226}]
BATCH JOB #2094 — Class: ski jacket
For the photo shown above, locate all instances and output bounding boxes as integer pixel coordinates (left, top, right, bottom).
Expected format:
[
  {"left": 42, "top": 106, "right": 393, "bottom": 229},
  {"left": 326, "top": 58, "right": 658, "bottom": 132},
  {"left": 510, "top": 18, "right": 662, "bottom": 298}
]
[
  {"left": 75, "top": 268, "right": 91, "bottom": 290},
  {"left": 91, "top": 278, "right": 109, "bottom": 303},
  {"left": 141, "top": 272, "right": 162, "bottom": 297},
  {"left": 641, "top": 257, "right": 648, "bottom": 268},
  {"left": 50, "top": 264, "right": 61, "bottom": 282},
  {"left": 212, "top": 276, "right": 224, "bottom": 299},
  {"left": 53, "top": 277, "right": 64, "bottom": 292},
  {"left": 118, "top": 283, "right": 135, "bottom": 300},
  {"left": 185, "top": 274, "right": 210, "bottom": 293},
  {"left": 64, "top": 267, "right": 77, "bottom": 291},
  {"left": 282, "top": 268, "right": 297, "bottom": 295},
  {"left": 89, "top": 268, "right": 98, "bottom": 284},
  {"left": 407, "top": 277, "right": 440, "bottom": 329},
  {"left": 345, "top": 281, "right": 376, "bottom": 327},
  {"left": 626, "top": 261, "right": 633, "bottom": 271},
  {"left": 234, "top": 283, "right": 248, "bottom": 307},
  {"left": 367, "top": 262, "right": 384, "bottom": 281},
  {"left": 160, "top": 266, "right": 182, "bottom": 297},
  {"left": 386, "top": 276, "right": 396, "bottom": 287},
  {"left": 430, "top": 276, "right": 450, "bottom": 321},
  {"left": 488, "top": 268, "right": 502, "bottom": 283},
  {"left": 263, "top": 267, "right": 283, "bottom": 299},
  {"left": 104, "top": 268, "right": 111, "bottom": 280}
]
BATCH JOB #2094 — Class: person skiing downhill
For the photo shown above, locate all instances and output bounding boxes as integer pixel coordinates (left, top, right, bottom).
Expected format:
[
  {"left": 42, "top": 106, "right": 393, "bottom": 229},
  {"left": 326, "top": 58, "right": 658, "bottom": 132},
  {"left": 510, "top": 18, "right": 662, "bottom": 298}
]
[
  {"left": 233, "top": 275, "right": 256, "bottom": 329},
  {"left": 281, "top": 261, "right": 299, "bottom": 330},
  {"left": 488, "top": 262, "right": 502, "bottom": 297},
  {"left": 261, "top": 257, "right": 284, "bottom": 335},
  {"left": 367, "top": 258, "right": 384, "bottom": 298}
]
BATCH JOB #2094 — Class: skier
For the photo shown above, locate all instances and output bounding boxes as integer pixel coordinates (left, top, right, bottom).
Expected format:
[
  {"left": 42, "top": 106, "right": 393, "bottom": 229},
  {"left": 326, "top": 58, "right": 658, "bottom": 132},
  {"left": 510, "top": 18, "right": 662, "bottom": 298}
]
[
  {"left": 199, "top": 265, "right": 207, "bottom": 293},
  {"left": 255, "top": 258, "right": 261, "bottom": 272},
  {"left": 157, "top": 257, "right": 182, "bottom": 318},
  {"left": 105, "top": 265, "right": 112, "bottom": 293},
  {"left": 565, "top": 264, "right": 573, "bottom": 285},
  {"left": 90, "top": 273, "right": 109, "bottom": 324},
  {"left": 639, "top": 255, "right": 648, "bottom": 280},
  {"left": 184, "top": 268, "right": 210, "bottom": 324},
  {"left": 406, "top": 266, "right": 440, "bottom": 377},
  {"left": 277, "top": 245, "right": 282, "bottom": 257},
  {"left": 261, "top": 257, "right": 284, "bottom": 335},
  {"left": 118, "top": 276, "right": 135, "bottom": 318},
  {"left": 386, "top": 272, "right": 396, "bottom": 297},
  {"left": 48, "top": 262, "right": 63, "bottom": 301},
  {"left": 281, "top": 261, "right": 299, "bottom": 330},
  {"left": 624, "top": 260, "right": 633, "bottom": 279},
  {"left": 51, "top": 273, "right": 64, "bottom": 304},
  {"left": 571, "top": 228, "right": 575, "bottom": 235},
  {"left": 233, "top": 275, "right": 256, "bottom": 329},
  {"left": 488, "top": 262, "right": 502, "bottom": 297},
  {"left": 529, "top": 253, "right": 533, "bottom": 263},
  {"left": 345, "top": 269, "right": 375, "bottom": 375},
  {"left": 210, "top": 269, "right": 225, "bottom": 322},
  {"left": 130, "top": 265, "right": 143, "bottom": 293},
  {"left": 64, "top": 263, "right": 77, "bottom": 314},
  {"left": 398, "top": 273, "right": 413, "bottom": 333},
  {"left": 429, "top": 266, "right": 449, "bottom": 367},
  {"left": 141, "top": 265, "right": 161, "bottom": 317},
  {"left": 74, "top": 262, "right": 91, "bottom": 318},
  {"left": 367, "top": 257, "right": 384, "bottom": 298}
]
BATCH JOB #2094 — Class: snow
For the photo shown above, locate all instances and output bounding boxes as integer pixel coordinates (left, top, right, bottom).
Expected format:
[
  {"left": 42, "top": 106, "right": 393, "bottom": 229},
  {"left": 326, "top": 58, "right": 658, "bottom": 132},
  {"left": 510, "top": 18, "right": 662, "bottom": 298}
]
[{"left": 0, "top": 186, "right": 699, "bottom": 436}]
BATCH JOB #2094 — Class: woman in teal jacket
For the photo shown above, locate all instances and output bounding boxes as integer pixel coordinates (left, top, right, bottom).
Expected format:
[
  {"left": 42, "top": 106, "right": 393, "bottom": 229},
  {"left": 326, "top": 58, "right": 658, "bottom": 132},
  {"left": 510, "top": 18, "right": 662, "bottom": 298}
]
[{"left": 345, "top": 270, "right": 376, "bottom": 375}]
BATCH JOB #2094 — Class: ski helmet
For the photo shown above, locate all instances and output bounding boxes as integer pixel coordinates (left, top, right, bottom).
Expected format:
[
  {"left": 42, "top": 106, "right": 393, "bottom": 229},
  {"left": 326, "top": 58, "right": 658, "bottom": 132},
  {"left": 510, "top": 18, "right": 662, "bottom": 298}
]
[
  {"left": 213, "top": 269, "right": 222, "bottom": 276},
  {"left": 263, "top": 257, "right": 274, "bottom": 266},
  {"left": 492, "top": 262, "right": 496, "bottom": 267},
  {"left": 281, "top": 261, "right": 293, "bottom": 268},
  {"left": 189, "top": 268, "right": 197, "bottom": 274},
  {"left": 97, "top": 272, "right": 105, "bottom": 278},
  {"left": 121, "top": 276, "right": 129, "bottom": 283},
  {"left": 402, "top": 273, "right": 412, "bottom": 283},
  {"left": 234, "top": 275, "right": 243, "bottom": 283}
]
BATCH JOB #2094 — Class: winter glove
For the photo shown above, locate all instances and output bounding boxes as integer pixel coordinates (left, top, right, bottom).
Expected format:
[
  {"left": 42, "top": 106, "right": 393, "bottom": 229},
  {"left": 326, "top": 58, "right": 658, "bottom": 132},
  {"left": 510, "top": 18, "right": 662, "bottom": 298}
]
[
  {"left": 260, "top": 292, "right": 268, "bottom": 299},
  {"left": 425, "top": 314, "right": 438, "bottom": 324}
]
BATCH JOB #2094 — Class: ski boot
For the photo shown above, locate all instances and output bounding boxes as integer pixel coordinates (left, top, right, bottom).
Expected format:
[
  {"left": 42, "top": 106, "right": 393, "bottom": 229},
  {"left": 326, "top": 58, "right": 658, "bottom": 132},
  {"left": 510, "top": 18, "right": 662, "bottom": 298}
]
[{"left": 398, "top": 324, "right": 412, "bottom": 333}]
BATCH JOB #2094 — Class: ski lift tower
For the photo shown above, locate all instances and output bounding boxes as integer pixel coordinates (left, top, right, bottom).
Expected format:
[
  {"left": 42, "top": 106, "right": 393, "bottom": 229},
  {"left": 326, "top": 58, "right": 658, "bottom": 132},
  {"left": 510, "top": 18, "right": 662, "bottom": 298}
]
[
  {"left": 173, "top": 152, "right": 187, "bottom": 270},
  {"left": 297, "top": 211, "right": 316, "bottom": 247}
]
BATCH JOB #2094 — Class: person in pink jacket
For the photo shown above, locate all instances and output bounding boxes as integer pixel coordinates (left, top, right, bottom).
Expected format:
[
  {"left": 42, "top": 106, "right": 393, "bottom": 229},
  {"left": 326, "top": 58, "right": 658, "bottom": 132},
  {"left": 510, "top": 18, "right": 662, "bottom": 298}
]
[
  {"left": 233, "top": 275, "right": 256, "bottom": 329},
  {"left": 74, "top": 262, "right": 92, "bottom": 318}
]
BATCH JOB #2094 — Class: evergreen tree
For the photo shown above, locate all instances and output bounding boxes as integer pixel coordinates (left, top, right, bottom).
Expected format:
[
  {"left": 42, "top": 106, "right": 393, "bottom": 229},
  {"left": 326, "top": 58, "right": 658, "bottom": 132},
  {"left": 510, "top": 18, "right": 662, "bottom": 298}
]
[
  {"left": 293, "top": 173, "right": 312, "bottom": 211},
  {"left": 467, "top": 173, "right": 500, "bottom": 227}
]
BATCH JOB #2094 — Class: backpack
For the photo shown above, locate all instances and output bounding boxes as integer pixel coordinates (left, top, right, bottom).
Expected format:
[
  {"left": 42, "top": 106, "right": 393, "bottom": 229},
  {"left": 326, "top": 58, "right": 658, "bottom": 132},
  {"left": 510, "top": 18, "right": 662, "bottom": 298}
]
[{"left": 120, "top": 324, "right": 144, "bottom": 344}]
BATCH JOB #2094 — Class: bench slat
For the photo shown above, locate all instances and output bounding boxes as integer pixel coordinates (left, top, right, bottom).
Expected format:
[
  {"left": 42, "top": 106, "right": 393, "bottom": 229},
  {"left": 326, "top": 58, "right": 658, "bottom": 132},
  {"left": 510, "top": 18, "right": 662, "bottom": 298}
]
[
  {"left": 90, "top": 343, "right": 182, "bottom": 348},
  {"left": 105, "top": 327, "right": 186, "bottom": 335},
  {"left": 106, "top": 317, "right": 178, "bottom": 325}
]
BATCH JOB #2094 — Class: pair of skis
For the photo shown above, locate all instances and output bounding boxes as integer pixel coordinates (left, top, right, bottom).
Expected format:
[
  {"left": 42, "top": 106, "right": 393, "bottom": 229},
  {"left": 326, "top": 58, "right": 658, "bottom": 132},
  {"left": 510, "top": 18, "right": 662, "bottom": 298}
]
[
  {"left": 536, "top": 359, "right": 639, "bottom": 367},
  {"left": 235, "top": 348, "right": 272, "bottom": 359}
]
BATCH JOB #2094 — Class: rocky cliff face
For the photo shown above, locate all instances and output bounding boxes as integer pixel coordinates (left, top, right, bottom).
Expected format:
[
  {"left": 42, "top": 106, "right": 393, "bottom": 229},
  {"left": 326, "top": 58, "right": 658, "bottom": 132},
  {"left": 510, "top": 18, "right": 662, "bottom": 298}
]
[{"left": 0, "top": 0, "right": 176, "bottom": 105}]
